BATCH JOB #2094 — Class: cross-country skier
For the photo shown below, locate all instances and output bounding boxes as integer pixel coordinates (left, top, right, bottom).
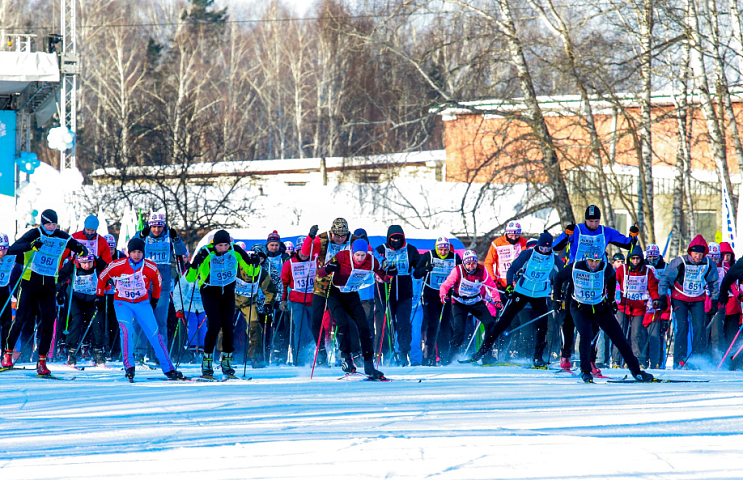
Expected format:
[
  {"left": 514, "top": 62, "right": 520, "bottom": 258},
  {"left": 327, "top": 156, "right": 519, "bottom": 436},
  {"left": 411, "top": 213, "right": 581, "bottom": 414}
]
[
  {"left": 66, "top": 215, "right": 113, "bottom": 264},
  {"left": 172, "top": 274, "right": 205, "bottom": 362},
  {"left": 659, "top": 235, "right": 718, "bottom": 369},
  {"left": 486, "top": 231, "right": 562, "bottom": 367},
  {"left": 317, "top": 239, "right": 393, "bottom": 379},
  {"left": 553, "top": 250, "right": 654, "bottom": 383},
  {"left": 134, "top": 212, "right": 188, "bottom": 363},
  {"left": 711, "top": 242, "right": 742, "bottom": 365},
  {"left": 265, "top": 230, "right": 291, "bottom": 365},
  {"left": 0, "top": 233, "right": 21, "bottom": 353},
  {"left": 104, "top": 234, "right": 125, "bottom": 359},
  {"left": 281, "top": 235, "right": 319, "bottom": 366},
  {"left": 440, "top": 250, "right": 502, "bottom": 362},
  {"left": 485, "top": 221, "right": 528, "bottom": 289},
  {"left": 413, "top": 237, "right": 461, "bottom": 365},
  {"left": 2, "top": 209, "right": 89, "bottom": 375},
  {"left": 235, "top": 244, "right": 277, "bottom": 369},
  {"left": 307, "top": 218, "right": 358, "bottom": 365},
  {"left": 552, "top": 205, "right": 639, "bottom": 371},
  {"left": 96, "top": 237, "right": 183, "bottom": 381},
  {"left": 374, "top": 225, "right": 421, "bottom": 366},
  {"left": 186, "top": 230, "right": 259, "bottom": 377},
  {"left": 615, "top": 245, "right": 661, "bottom": 369},
  {"left": 57, "top": 254, "right": 108, "bottom": 366}
]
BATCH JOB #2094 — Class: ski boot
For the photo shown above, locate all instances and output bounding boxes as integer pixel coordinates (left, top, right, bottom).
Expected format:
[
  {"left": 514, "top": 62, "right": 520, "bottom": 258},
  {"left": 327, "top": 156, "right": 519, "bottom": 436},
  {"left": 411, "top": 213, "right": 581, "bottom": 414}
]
[
  {"left": 590, "top": 362, "right": 602, "bottom": 376},
  {"left": 220, "top": 352, "right": 236, "bottom": 376},
  {"left": 125, "top": 367, "right": 135, "bottom": 382},
  {"left": 36, "top": 355, "right": 51, "bottom": 376},
  {"left": 581, "top": 371, "right": 593, "bottom": 383},
  {"left": 560, "top": 357, "right": 572, "bottom": 371},
  {"left": 1, "top": 350, "right": 13, "bottom": 368},
  {"left": 92, "top": 348, "right": 106, "bottom": 367},
  {"left": 363, "top": 359, "right": 386, "bottom": 380},
  {"left": 533, "top": 357, "right": 548, "bottom": 368},
  {"left": 201, "top": 353, "right": 214, "bottom": 377},
  {"left": 164, "top": 369, "right": 185, "bottom": 380},
  {"left": 341, "top": 352, "right": 356, "bottom": 373},
  {"left": 632, "top": 370, "right": 654, "bottom": 382},
  {"left": 66, "top": 347, "right": 77, "bottom": 366}
]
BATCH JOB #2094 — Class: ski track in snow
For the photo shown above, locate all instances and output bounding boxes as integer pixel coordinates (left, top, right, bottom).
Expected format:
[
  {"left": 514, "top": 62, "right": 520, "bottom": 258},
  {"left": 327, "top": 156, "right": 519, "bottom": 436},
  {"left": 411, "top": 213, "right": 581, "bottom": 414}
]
[{"left": 2, "top": 363, "right": 743, "bottom": 479}]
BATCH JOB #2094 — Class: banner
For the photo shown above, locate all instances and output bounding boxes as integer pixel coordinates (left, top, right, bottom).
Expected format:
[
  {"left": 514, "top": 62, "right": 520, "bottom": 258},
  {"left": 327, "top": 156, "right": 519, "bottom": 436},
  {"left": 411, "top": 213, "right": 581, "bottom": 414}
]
[
  {"left": 721, "top": 181, "right": 736, "bottom": 252},
  {"left": 0, "top": 111, "right": 16, "bottom": 197}
]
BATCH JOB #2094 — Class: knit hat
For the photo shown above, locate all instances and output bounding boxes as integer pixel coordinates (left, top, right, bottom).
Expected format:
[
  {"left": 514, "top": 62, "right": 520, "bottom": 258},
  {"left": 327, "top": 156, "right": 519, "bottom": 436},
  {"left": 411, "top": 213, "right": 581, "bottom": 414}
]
[
  {"left": 352, "top": 239, "right": 369, "bottom": 253},
  {"left": 612, "top": 252, "right": 625, "bottom": 262},
  {"left": 436, "top": 236, "right": 450, "bottom": 247},
  {"left": 84, "top": 215, "right": 99, "bottom": 230},
  {"left": 284, "top": 241, "right": 295, "bottom": 254},
  {"left": 585, "top": 205, "right": 601, "bottom": 220},
  {"left": 505, "top": 221, "right": 522, "bottom": 235},
  {"left": 0, "top": 233, "right": 8, "bottom": 249},
  {"left": 267, "top": 230, "right": 281, "bottom": 244},
  {"left": 689, "top": 244, "right": 706, "bottom": 254},
  {"left": 537, "top": 231, "right": 553, "bottom": 248},
  {"left": 462, "top": 250, "right": 478, "bottom": 264},
  {"left": 128, "top": 237, "right": 145, "bottom": 253},
  {"left": 213, "top": 229, "right": 231, "bottom": 245},
  {"left": 104, "top": 234, "right": 116, "bottom": 249},
  {"left": 148, "top": 212, "right": 166, "bottom": 227},
  {"left": 353, "top": 228, "right": 368, "bottom": 241},
  {"left": 41, "top": 209, "right": 58, "bottom": 225},
  {"left": 331, "top": 218, "right": 349, "bottom": 236}
]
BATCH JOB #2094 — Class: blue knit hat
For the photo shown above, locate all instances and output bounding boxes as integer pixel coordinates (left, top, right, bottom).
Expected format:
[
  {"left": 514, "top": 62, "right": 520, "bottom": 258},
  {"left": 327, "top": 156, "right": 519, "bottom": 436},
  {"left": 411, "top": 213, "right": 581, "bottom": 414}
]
[
  {"left": 352, "top": 239, "right": 368, "bottom": 253},
  {"left": 84, "top": 215, "right": 99, "bottom": 230}
]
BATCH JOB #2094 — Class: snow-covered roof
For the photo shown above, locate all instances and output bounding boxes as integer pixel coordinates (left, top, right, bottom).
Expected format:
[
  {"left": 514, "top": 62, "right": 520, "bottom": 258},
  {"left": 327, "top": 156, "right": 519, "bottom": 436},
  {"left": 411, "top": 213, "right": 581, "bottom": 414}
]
[
  {"left": 0, "top": 52, "right": 59, "bottom": 94},
  {"left": 88, "top": 150, "right": 446, "bottom": 179}
]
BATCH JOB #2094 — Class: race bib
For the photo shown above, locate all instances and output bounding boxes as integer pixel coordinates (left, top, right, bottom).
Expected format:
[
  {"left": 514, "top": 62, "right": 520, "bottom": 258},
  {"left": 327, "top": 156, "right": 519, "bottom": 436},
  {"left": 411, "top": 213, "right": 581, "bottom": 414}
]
[
  {"left": 338, "top": 268, "right": 374, "bottom": 293},
  {"left": 624, "top": 272, "right": 649, "bottom": 301},
  {"left": 495, "top": 244, "right": 519, "bottom": 280},
  {"left": 455, "top": 272, "right": 483, "bottom": 304},
  {"left": 116, "top": 270, "right": 147, "bottom": 301},
  {"left": 384, "top": 247, "right": 410, "bottom": 276},
  {"left": 208, "top": 254, "right": 237, "bottom": 287},
  {"left": 427, "top": 257, "right": 455, "bottom": 289},
  {"left": 326, "top": 239, "right": 350, "bottom": 260},
  {"left": 682, "top": 262, "right": 707, "bottom": 297},
  {"left": 572, "top": 266, "right": 605, "bottom": 305},
  {"left": 291, "top": 260, "right": 317, "bottom": 293},
  {"left": 0, "top": 255, "right": 16, "bottom": 288},
  {"left": 145, "top": 236, "right": 171, "bottom": 265},
  {"left": 30, "top": 236, "right": 67, "bottom": 277},
  {"left": 77, "top": 238, "right": 99, "bottom": 258},
  {"left": 73, "top": 272, "right": 98, "bottom": 295},
  {"left": 574, "top": 226, "right": 605, "bottom": 261},
  {"left": 236, "top": 278, "right": 260, "bottom": 297}
]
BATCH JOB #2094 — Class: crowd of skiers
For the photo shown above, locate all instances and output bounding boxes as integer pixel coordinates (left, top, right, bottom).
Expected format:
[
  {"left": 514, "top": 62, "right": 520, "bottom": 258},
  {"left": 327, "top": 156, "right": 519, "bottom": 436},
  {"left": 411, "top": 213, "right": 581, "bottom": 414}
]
[{"left": 2, "top": 205, "right": 743, "bottom": 383}]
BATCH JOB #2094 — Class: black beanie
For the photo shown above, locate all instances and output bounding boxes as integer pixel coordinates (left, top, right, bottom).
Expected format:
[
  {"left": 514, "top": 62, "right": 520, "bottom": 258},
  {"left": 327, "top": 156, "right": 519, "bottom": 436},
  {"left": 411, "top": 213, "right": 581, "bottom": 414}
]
[
  {"left": 41, "top": 209, "right": 58, "bottom": 224},
  {"left": 585, "top": 205, "right": 601, "bottom": 220},
  {"left": 537, "top": 231, "right": 553, "bottom": 248},
  {"left": 213, "top": 229, "right": 231, "bottom": 245},
  {"left": 128, "top": 238, "right": 145, "bottom": 253},
  {"left": 689, "top": 245, "right": 706, "bottom": 254}
]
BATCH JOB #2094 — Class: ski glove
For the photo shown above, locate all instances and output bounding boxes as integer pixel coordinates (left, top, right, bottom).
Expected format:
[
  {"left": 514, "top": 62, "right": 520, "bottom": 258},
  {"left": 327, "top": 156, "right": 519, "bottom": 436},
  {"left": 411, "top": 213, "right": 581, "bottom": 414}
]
[
  {"left": 629, "top": 225, "right": 640, "bottom": 237},
  {"left": 719, "top": 295, "right": 729, "bottom": 308},
  {"left": 56, "top": 290, "right": 67, "bottom": 307},
  {"left": 140, "top": 226, "right": 151, "bottom": 237},
  {"left": 279, "top": 300, "right": 288, "bottom": 311},
  {"left": 263, "top": 303, "right": 274, "bottom": 315},
  {"left": 324, "top": 261, "right": 339, "bottom": 274},
  {"left": 424, "top": 262, "right": 435, "bottom": 273},
  {"left": 652, "top": 299, "right": 663, "bottom": 310},
  {"left": 565, "top": 224, "right": 576, "bottom": 236},
  {"left": 386, "top": 264, "right": 398, "bottom": 276},
  {"left": 246, "top": 252, "right": 260, "bottom": 266},
  {"left": 32, "top": 238, "right": 44, "bottom": 250},
  {"left": 95, "top": 296, "right": 106, "bottom": 313},
  {"left": 504, "top": 285, "right": 514, "bottom": 300},
  {"left": 169, "top": 227, "right": 178, "bottom": 239},
  {"left": 193, "top": 248, "right": 210, "bottom": 267},
  {"left": 308, "top": 225, "right": 319, "bottom": 239},
  {"left": 439, "top": 293, "right": 448, "bottom": 304},
  {"left": 74, "top": 244, "right": 89, "bottom": 256}
]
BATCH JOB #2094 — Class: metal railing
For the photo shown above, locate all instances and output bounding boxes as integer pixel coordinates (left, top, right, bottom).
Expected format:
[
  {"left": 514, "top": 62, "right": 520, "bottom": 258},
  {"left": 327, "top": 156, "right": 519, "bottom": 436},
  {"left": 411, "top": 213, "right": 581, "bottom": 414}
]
[{"left": 0, "top": 30, "right": 37, "bottom": 52}]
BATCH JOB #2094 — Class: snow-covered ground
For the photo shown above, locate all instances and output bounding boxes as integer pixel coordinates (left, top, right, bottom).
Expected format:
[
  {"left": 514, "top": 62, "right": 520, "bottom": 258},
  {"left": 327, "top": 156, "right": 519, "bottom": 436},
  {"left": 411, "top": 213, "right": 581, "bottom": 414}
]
[{"left": 2, "top": 362, "right": 743, "bottom": 479}]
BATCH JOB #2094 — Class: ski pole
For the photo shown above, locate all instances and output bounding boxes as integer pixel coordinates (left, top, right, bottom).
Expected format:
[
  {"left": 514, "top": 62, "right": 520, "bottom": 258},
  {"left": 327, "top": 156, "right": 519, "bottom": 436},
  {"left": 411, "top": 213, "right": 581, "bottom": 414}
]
[
  {"left": 730, "top": 332, "right": 743, "bottom": 361},
  {"left": 70, "top": 299, "right": 98, "bottom": 361},
  {"left": 717, "top": 323, "right": 743, "bottom": 370},
  {"left": 504, "top": 309, "right": 555, "bottom": 337},
  {"left": 463, "top": 319, "right": 482, "bottom": 356},
  {"left": 375, "top": 283, "right": 388, "bottom": 368},
  {"left": 431, "top": 298, "right": 447, "bottom": 362}
]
